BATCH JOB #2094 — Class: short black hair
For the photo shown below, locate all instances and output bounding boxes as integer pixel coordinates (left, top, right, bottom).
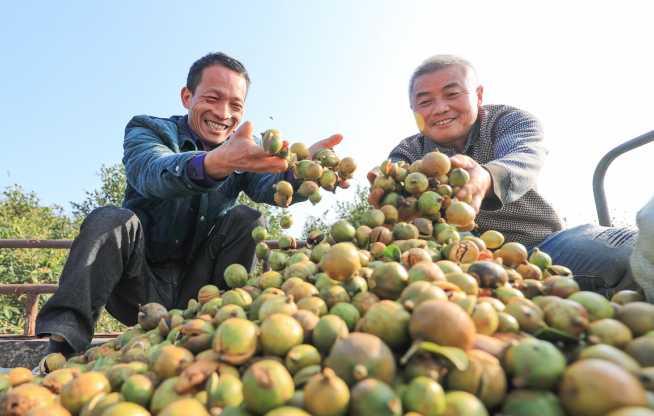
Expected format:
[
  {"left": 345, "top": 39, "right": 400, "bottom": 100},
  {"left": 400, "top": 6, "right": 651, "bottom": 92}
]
[
  {"left": 409, "top": 54, "right": 477, "bottom": 98},
  {"left": 186, "top": 52, "right": 251, "bottom": 94}
]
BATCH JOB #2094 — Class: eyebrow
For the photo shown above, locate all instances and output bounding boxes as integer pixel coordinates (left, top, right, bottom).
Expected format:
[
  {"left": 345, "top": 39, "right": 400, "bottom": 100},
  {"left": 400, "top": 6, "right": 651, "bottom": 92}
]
[{"left": 442, "top": 82, "right": 464, "bottom": 90}]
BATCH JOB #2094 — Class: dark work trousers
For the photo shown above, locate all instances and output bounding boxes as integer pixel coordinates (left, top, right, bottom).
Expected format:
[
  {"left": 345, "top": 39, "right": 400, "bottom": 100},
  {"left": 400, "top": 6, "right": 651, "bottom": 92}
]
[{"left": 35, "top": 204, "right": 263, "bottom": 352}]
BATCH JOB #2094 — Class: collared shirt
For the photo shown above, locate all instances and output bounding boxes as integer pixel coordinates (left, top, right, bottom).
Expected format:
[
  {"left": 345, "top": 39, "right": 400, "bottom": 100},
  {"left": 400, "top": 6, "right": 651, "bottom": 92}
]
[{"left": 389, "top": 104, "right": 563, "bottom": 247}]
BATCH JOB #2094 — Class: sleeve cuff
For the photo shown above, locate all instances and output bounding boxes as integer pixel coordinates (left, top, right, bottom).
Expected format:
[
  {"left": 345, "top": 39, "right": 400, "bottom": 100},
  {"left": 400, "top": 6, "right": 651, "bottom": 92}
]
[
  {"left": 187, "top": 153, "right": 221, "bottom": 188},
  {"left": 480, "top": 163, "right": 505, "bottom": 211}
]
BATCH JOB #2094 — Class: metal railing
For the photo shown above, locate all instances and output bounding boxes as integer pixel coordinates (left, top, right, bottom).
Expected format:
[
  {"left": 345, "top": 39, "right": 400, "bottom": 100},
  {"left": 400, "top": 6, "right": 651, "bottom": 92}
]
[
  {"left": 593, "top": 129, "right": 654, "bottom": 226},
  {"left": 0, "top": 238, "right": 302, "bottom": 336}
]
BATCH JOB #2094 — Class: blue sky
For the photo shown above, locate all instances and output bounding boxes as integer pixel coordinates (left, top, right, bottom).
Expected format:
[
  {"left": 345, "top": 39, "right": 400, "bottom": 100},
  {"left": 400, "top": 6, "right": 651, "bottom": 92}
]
[{"left": 2, "top": 1, "right": 654, "bottom": 235}]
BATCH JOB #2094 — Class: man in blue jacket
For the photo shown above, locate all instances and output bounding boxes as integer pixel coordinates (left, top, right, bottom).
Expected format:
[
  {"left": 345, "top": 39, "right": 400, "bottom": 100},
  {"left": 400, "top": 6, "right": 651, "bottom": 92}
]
[{"left": 35, "top": 52, "right": 342, "bottom": 355}]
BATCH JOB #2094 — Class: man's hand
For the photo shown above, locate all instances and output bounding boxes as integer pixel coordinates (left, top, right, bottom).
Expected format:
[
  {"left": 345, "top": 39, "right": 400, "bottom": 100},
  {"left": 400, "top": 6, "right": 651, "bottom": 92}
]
[
  {"left": 204, "top": 121, "right": 289, "bottom": 179},
  {"left": 449, "top": 154, "right": 493, "bottom": 213},
  {"left": 308, "top": 134, "right": 343, "bottom": 159}
]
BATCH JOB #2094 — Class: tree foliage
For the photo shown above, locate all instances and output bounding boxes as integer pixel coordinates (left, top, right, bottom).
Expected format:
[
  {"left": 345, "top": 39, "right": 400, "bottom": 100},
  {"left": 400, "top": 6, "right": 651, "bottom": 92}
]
[
  {"left": 301, "top": 184, "right": 372, "bottom": 238},
  {"left": 0, "top": 185, "right": 78, "bottom": 333},
  {"left": 71, "top": 164, "right": 126, "bottom": 223}
]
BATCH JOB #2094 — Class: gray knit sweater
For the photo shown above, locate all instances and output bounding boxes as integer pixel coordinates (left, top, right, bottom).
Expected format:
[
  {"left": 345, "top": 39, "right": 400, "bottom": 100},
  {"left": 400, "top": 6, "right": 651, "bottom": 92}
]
[{"left": 389, "top": 104, "right": 563, "bottom": 248}]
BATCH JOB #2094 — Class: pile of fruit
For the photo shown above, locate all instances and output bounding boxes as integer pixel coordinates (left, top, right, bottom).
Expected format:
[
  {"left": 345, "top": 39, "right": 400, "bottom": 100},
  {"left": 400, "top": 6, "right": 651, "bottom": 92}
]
[
  {"left": 2, "top": 151, "right": 654, "bottom": 416},
  {"left": 261, "top": 129, "right": 356, "bottom": 207}
]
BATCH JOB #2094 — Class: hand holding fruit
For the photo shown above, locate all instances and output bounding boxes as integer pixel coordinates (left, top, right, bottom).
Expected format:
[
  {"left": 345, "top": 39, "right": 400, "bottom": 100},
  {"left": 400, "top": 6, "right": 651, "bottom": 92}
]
[
  {"left": 204, "top": 122, "right": 289, "bottom": 179},
  {"left": 449, "top": 154, "right": 492, "bottom": 213}
]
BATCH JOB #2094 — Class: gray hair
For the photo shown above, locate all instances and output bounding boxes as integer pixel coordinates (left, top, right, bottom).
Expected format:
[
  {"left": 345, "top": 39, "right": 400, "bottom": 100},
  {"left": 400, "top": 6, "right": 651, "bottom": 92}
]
[{"left": 409, "top": 54, "right": 478, "bottom": 98}]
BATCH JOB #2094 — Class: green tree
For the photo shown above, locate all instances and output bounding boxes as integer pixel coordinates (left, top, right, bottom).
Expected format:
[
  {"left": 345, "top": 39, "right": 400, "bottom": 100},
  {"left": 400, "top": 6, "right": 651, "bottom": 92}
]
[
  {"left": 301, "top": 184, "right": 372, "bottom": 238},
  {"left": 0, "top": 185, "right": 78, "bottom": 333},
  {"left": 71, "top": 164, "right": 126, "bottom": 223}
]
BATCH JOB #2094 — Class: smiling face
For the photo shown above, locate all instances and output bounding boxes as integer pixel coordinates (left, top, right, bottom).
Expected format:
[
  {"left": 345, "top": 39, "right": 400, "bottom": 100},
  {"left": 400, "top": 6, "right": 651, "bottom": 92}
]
[
  {"left": 410, "top": 65, "right": 483, "bottom": 151},
  {"left": 181, "top": 64, "right": 247, "bottom": 146}
]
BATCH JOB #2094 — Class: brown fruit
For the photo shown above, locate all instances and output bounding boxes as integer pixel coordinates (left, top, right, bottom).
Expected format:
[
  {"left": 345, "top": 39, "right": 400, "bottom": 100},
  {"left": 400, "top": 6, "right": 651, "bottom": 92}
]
[
  {"left": 320, "top": 242, "right": 362, "bottom": 281},
  {"left": 559, "top": 359, "right": 647, "bottom": 416},
  {"left": 409, "top": 299, "right": 476, "bottom": 350}
]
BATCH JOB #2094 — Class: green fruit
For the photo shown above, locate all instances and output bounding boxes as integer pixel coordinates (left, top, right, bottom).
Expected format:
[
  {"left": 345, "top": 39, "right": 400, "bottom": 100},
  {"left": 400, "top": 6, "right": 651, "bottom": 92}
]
[
  {"left": 579, "top": 344, "right": 641, "bottom": 374},
  {"left": 312, "top": 314, "right": 349, "bottom": 353},
  {"left": 559, "top": 359, "right": 647, "bottom": 416},
  {"left": 60, "top": 371, "right": 111, "bottom": 414},
  {"left": 120, "top": 374, "right": 154, "bottom": 407},
  {"left": 329, "top": 302, "right": 361, "bottom": 331},
  {"left": 349, "top": 379, "right": 402, "bottom": 416},
  {"left": 262, "top": 129, "right": 283, "bottom": 154},
  {"left": 304, "top": 368, "right": 350, "bottom": 416},
  {"left": 206, "top": 372, "right": 243, "bottom": 408},
  {"left": 504, "top": 338, "right": 566, "bottom": 389},
  {"left": 502, "top": 390, "right": 565, "bottom": 416},
  {"left": 101, "top": 402, "right": 151, "bottom": 416},
  {"left": 359, "top": 300, "right": 410, "bottom": 350},
  {"left": 447, "top": 349, "right": 507, "bottom": 409},
  {"left": 529, "top": 247, "right": 552, "bottom": 270},
  {"left": 569, "top": 291, "right": 614, "bottom": 321},
  {"left": 242, "top": 360, "right": 295, "bottom": 414},
  {"left": 330, "top": 219, "right": 356, "bottom": 242},
  {"left": 325, "top": 332, "right": 396, "bottom": 386},
  {"left": 264, "top": 407, "right": 310, "bottom": 416},
  {"left": 402, "top": 376, "right": 446, "bottom": 416},
  {"left": 213, "top": 304, "right": 246, "bottom": 325},
  {"left": 418, "top": 191, "right": 443, "bottom": 219},
  {"left": 443, "top": 391, "right": 489, "bottom": 416},
  {"left": 285, "top": 344, "right": 322, "bottom": 374},
  {"left": 212, "top": 318, "right": 259, "bottom": 365},
  {"left": 320, "top": 242, "right": 362, "bottom": 281},
  {"left": 361, "top": 209, "right": 386, "bottom": 228},
  {"left": 255, "top": 241, "right": 270, "bottom": 260},
  {"left": 251, "top": 225, "right": 268, "bottom": 242},
  {"left": 260, "top": 313, "right": 304, "bottom": 356},
  {"left": 404, "top": 172, "right": 429, "bottom": 195},
  {"left": 224, "top": 264, "right": 249, "bottom": 288},
  {"left": 222, "top": 288, "right": 253, "bottom": 308},
  {"left": 159, "top": 397, "right": 209, "bottom": 416},
  {"left": 369, "top": 262, "right": 409, "bottom": 300},
  {"left": 280, "top": 214, "right": 293, "bottom": 229},
  {"left": 448, "top": 167, "right": 470, "bottom": 186}
]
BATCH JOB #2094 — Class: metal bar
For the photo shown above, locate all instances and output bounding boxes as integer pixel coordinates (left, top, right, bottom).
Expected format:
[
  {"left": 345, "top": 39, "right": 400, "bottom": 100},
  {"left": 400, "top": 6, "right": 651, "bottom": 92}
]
[
  {"left": 593, "top": 130, "right": 654, "bottom": 227},
  {"left": 22, "top": 294, "right": 39, "bottom": 336},
  {"left": 0, "top": 284, "right": 58, "bottom": 295},
  {"left": 0, "top": 240, "right": 74, "bottom": 249}
]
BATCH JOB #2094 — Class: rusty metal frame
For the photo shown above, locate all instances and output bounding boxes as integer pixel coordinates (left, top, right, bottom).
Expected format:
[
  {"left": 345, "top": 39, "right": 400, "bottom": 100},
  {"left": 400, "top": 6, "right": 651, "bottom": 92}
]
[{"left": 0, "top": 238, "right": 305, "bottom": 336}]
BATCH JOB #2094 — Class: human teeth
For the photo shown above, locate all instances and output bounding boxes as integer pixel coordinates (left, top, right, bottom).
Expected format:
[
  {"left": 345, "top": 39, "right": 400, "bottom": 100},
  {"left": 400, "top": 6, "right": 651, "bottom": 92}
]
[
  {"left": 434, "top": 118, "right": 454, "bottom": 126},
  {"left": 206, "top": 120, "right": 227, "bottom": 131}
]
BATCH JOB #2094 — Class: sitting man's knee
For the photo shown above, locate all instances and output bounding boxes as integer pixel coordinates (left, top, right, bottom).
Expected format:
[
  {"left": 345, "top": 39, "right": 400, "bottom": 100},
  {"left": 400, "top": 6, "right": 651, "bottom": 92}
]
[
  {"left": 229, "top": 205, "right": 264, "bottom": 228},
  {"left": 83, "top": 206, "right": 138, "bottom": 230}
]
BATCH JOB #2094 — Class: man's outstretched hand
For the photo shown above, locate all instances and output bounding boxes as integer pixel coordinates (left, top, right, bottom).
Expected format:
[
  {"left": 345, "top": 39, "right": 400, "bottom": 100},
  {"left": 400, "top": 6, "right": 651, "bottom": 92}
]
[
  {"left": 365, "top": 155, "right": 492, "bottom": 212},
  {"left": 308, "top": 134, "right": 343, "bottom": 159},
  {"left": 204, "top": 121, "right": 289, "bottom": 179},
  {"left": 450, "top": 154, "right": 493, "bottom": 213}
]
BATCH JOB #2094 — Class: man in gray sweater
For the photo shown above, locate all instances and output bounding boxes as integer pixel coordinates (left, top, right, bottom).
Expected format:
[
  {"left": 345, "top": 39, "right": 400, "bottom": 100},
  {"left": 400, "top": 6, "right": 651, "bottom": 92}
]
[{"left": 372, "top": 54, "right": 642, "bottom": 297}]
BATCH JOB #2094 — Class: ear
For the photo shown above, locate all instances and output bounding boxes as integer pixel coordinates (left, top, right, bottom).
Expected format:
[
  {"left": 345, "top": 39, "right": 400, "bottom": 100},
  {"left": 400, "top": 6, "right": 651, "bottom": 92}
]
[
  {"left": 476, "top": 85, "right": 484, "bottom": 107},
  {"left": 181, "top": 86, "right": 192, "bottom": 110}
]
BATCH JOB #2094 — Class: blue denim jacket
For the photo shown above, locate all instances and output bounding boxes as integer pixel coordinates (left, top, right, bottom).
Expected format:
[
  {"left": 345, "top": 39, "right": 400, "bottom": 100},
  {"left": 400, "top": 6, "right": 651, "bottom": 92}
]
[{"left": 122, "top": 114, "right": 288, "bottom": 263}]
